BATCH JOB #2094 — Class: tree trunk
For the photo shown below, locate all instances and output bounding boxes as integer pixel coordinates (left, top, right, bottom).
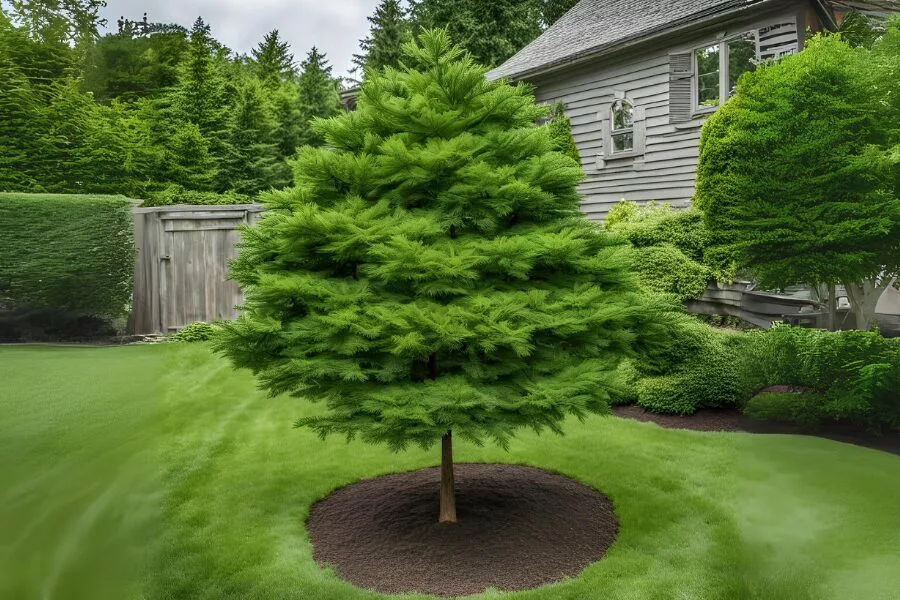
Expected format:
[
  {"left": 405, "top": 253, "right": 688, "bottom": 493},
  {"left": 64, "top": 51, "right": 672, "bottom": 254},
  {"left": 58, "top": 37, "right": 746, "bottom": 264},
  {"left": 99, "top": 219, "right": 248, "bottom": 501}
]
[
  {"left": 845, "top": 278, "right": 895, "bottom": 331},
  {"left": 439, "top": 431, "right": 457, "bottom": 524},
  {"left": 827, "top": 283, "right": 837, "bottom": 331}
]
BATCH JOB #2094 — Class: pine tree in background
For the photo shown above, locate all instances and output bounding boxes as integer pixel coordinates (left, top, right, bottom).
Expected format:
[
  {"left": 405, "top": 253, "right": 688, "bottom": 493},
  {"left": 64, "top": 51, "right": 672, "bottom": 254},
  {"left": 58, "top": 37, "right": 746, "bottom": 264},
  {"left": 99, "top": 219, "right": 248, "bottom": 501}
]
[
  {"left": 541, "top": 0, "right": 579, "bottom": 28},
  {"left": 410, "top": 0, "right": 543, "bottom": 67},
  {"left": 270, "top": 82, "right": 303, "bottom": 164},
  {"left": 169, "top": 17, "right": 230, "bottom": 144},
  {"left": 216, "top": 30, "right": 664, "bottom": 523},
  {"left": 296, "top": 47, "right": 340, "bottom": 148},
  {"left": 217, "top": 77, "right": 288, "bottom": 195},
  {"left": 251, "top": 29, "right": 296, "bottom": 87},
  {"left": 161, "top": 122, "right": 217, "bottom": 190},
  {"left": 0, "top": 20, "right": 42, "bottom": 191},
  {"left": 352, "top": 0, "right": 411, "bottom": 76}
]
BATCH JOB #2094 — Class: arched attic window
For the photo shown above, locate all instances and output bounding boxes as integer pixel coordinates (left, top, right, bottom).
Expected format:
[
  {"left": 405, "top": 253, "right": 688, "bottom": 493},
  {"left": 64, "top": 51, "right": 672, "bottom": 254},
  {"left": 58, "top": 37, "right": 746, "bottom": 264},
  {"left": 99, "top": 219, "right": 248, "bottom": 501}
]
[{"left": 610, "top": 98, "right": 634, "bottom": 153}]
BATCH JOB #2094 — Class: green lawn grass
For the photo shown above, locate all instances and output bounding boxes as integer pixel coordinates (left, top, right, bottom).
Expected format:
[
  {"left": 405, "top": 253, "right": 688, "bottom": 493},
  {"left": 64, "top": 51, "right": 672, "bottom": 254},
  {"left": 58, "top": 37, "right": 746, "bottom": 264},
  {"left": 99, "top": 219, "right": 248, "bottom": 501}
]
[{"left": 2, "top": 344, "right": 899, "bottom": 600}]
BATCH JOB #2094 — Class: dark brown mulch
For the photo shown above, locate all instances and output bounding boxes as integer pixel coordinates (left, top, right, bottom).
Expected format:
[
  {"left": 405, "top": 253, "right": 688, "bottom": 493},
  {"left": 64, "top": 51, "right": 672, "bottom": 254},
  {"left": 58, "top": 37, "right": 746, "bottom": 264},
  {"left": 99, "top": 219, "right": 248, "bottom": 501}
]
[
  {"left": 307, "top": 463, "right": 618, "bottom": 597},
  {"left": 612, "top": 404, "right": 900, "bottom": 456}
]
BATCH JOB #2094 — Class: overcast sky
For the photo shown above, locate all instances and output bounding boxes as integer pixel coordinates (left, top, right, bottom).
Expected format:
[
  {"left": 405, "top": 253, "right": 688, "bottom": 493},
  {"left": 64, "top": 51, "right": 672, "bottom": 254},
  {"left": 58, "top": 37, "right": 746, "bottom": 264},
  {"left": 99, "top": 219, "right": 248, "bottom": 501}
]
[{"left": 99, "top": 0, "right": 383, "bottom": 78}]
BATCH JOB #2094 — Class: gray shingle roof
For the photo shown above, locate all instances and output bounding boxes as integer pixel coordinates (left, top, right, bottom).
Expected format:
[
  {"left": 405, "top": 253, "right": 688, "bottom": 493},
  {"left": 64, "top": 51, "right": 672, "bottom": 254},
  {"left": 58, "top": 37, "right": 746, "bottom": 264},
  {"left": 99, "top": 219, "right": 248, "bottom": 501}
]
[{"left": 487, "top": 0, "right": 769, "bottom": 81}]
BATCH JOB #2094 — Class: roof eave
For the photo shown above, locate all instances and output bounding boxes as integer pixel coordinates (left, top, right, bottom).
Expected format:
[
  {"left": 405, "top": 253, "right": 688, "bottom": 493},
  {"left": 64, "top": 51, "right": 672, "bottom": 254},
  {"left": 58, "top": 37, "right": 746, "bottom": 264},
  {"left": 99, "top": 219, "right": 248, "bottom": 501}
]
[{"left": 490, "top": 0, "right": 775, "bottom": 82}]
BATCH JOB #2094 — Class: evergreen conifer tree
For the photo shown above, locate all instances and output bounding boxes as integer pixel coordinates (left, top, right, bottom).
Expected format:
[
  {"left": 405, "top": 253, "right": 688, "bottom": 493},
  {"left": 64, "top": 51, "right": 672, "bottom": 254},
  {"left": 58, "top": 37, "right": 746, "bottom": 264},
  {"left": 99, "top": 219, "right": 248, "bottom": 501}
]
[
  {"left": 217, "top": 77, "right": 288, "bottom": 195},
  {"left": 410, "top": 0, "right": 543, "bottom": 67},
  {"left": 269, "top": 81, "right": 302, "bottom": 160},
  {"left": 169, "top": 17, "right": 229, "bottom": 143},
  {"left": 251, "top": 29, "right": 296, "bottom": 86},
  {"left": 162, "top": 122, "right": 217, "bottom": 190},
  {"left": 216, "top": 30, "right": 660, "bottom": 523},
  {"left": 352, "top": 0, "right": 411, "bottom": 76},
  {"left": 296, "top": 46, "right": 340, "bottom": 147},
  {"left": 547, "top": 101, "right": 580, "bottom": 164}
]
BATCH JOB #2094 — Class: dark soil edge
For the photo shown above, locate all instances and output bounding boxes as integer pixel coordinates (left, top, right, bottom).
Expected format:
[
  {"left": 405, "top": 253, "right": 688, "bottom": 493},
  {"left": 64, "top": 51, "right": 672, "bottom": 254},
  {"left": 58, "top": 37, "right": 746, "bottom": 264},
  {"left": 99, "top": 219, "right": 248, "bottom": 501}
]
[{"left": 612, "top": 404, "right": 900, "bottom": 456}]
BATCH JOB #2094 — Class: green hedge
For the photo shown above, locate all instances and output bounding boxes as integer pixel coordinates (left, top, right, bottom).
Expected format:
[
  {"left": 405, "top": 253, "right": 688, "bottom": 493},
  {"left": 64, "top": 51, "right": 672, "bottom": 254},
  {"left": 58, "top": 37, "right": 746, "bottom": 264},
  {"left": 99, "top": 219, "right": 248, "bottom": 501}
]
[
  {"left": 0, "top": 193, "right": 135, "bottom": 317},
  {"left": 141, "top": 184, "right": 251, "bottom": 207},
  {"left": 744, "top": 325, "right": 900, "bottom": 432},
  {"left": 617, "top": 316, "right": 759, "bottom": 414}
]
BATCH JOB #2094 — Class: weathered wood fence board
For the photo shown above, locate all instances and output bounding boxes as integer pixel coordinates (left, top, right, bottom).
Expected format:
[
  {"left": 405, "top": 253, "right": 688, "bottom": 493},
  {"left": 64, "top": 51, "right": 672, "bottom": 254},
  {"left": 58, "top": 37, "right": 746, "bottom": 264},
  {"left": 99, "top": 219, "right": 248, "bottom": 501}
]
[
  {"left": 132, "top": 205, "right": 264, "bottom": 334},
  {"left": 131, "top": 205, "right": 900, "bottom": 336}
]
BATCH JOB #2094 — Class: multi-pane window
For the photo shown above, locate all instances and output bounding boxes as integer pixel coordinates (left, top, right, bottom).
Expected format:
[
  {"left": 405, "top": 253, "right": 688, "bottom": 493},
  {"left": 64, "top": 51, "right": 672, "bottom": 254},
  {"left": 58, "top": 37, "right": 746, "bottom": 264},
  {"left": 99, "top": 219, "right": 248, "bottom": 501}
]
[
  {"left": 696, "top": 44, "right": 720, "bottom": 107},
  {"left": 610, "top": 99, "right": 634, "bottom": 153},
  {"left": 694, "top": 32, "right": 758, "bottom": 111}
]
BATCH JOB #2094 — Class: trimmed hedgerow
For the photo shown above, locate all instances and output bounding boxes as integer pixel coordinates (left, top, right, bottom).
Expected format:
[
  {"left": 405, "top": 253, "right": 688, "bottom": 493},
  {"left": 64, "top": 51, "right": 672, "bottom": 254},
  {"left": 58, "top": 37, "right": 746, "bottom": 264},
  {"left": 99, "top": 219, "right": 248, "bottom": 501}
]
[
  {"left": 0, "top": 193, "right": 135, "bottom": 317},
  {"left": 141, "top": 184, "right": 251, "bottom": 207},
  {"left": 744, "top": 325, "right": 900, "bottom": 432}
]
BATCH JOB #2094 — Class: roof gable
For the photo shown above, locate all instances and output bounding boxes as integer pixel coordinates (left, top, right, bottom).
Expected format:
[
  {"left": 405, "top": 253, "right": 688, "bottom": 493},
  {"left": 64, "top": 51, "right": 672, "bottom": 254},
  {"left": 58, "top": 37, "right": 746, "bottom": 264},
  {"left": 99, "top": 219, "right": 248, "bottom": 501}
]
[{"left": 487, "top": 0, "right": 771, "bottom": 81}]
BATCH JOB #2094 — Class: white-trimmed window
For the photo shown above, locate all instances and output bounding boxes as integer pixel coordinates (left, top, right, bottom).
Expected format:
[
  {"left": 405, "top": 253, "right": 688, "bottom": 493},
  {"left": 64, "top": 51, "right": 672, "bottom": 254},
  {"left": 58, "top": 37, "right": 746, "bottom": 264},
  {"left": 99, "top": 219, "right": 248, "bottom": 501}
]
[
  {"left": 599, "top": 91, "right": 645, "bottom": 166},
  {"left": 693, "top": 32, "right": 758, "bottom": 113},
  {"left": 610, "top": 99, "right": 634, "bottom": 153},
  {"left": 670, "top": 28, "right": 776, "bottom": 123}
]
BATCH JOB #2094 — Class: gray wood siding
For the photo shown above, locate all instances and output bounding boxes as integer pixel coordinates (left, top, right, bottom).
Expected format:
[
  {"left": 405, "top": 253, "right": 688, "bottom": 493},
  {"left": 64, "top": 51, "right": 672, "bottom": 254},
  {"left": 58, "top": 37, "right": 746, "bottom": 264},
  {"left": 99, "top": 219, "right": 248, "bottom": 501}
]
[
  {"left": 528, "top": 5, "right": 805, "bottom": 222},
  {"left": 132, "top": 205, "right": 264, "bottom": 334}
]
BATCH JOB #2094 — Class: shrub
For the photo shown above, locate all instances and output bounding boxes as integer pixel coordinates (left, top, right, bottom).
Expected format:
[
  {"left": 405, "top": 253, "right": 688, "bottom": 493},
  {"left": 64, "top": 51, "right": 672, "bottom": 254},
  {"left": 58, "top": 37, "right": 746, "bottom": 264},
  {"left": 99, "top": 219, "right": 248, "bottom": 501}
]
[
  {"left": 605, "top": 202, "right": 714, "bottom": 302},
  {"left": 142, "top": 184, "right": 251, "bottom": 207},
  {"left": 619, "top": 316, "right": 758, "bottom": 414},
  {"left": 169, "top": 321, "right": 220, "bottom": 342},
  {"left": 606, "top": 201, "right": 710, "bottom": 262},
  {"left": 632, "top": 245, "right": 712, "bottom": 303},
  {"left": 0, "top": 193, "right": 135, "bottom": 318},
  {"left": 744, "top": 391, "right": 828, "bottom": 427},
  {"left": 743, "top": 325, "right": 900, "bottom": 431}
]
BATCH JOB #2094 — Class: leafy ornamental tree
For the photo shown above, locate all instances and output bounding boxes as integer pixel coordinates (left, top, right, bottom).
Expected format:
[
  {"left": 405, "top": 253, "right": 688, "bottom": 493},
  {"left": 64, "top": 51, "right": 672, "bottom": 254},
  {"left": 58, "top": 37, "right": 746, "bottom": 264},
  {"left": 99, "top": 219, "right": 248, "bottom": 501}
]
[
  {"left": 215, "top": 30, "right": 664, "bottom": 523},
  {"left": 410, "top": 0, "right": 543, "bottom": 67},
  {"left": 251, "top": 29, "right": 296, "bottom": 86},
  {"left": 695, "top": 32, "right": 900, "bottom": 330},
  {"left": 542, "top": 0, "right": 579, "bottom": 27},
  {"left": 352, "top": 0, "right": 410, "bottom": 77},
  {"left": 295, "top": 47, "right": 340, "bottom": 148},
  {"left": 5, "top": 0, "right": 106, "bottom": 44}
]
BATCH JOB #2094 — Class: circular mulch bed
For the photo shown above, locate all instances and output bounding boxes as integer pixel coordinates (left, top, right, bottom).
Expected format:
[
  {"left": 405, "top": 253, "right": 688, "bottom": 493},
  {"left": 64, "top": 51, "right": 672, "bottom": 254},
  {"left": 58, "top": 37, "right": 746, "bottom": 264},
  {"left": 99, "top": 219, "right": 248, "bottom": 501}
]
[{"left": 307, "top": 463, "right": 618, "bottom": 597}]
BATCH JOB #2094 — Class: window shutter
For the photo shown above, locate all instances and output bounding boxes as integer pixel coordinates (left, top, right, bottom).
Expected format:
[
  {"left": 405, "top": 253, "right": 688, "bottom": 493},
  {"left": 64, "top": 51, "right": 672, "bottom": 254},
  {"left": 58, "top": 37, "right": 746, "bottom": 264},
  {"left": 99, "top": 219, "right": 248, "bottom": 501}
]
[{"left": 669, "top": 52, "right": 693, "bottom": 124}]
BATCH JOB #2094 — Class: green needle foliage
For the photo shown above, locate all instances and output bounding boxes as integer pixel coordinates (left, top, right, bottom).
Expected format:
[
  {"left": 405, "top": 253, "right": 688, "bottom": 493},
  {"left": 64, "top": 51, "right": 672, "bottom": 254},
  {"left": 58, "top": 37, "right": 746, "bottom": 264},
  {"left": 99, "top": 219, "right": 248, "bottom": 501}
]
[
  {"left": 352, "top": 0, "right": 411, "bottom": 77},
  {"left": 295, "top": 47, "right": 341, "bottom": 148},
  {"left": 216, "top": 30, "right": 663, "bottom": 453}
]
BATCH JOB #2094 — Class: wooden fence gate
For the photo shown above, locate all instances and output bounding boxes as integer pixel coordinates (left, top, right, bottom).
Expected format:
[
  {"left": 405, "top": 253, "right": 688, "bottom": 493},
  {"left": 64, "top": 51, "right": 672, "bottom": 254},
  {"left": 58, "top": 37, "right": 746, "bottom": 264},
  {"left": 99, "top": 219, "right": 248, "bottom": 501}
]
[{"left": 132, "top": 204, "right": 264, "bottom": 334}]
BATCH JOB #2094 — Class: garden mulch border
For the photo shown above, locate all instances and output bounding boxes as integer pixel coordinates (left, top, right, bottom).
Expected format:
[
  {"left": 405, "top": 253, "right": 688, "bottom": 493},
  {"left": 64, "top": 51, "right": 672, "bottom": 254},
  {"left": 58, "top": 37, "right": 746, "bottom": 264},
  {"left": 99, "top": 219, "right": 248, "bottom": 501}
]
[
  {"left": 611, "top": 405, "right": 900, "bottom": 456},
  {"left": 307, "top": 463, "right": 618, "bottom": 597}
]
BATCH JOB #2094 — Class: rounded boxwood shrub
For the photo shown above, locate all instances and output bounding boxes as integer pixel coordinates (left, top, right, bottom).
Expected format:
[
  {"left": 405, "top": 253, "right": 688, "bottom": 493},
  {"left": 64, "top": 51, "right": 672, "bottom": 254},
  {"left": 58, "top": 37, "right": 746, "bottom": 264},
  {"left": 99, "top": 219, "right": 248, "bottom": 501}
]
[
  {"left": 169, "top": 321, "right": 220, "bottom": 343},
  {"left": 620, "top": 316, "right": 758, "bottom": 414},
  {"left": 632, "top": 244, "right": 712, "bottom": 303}
]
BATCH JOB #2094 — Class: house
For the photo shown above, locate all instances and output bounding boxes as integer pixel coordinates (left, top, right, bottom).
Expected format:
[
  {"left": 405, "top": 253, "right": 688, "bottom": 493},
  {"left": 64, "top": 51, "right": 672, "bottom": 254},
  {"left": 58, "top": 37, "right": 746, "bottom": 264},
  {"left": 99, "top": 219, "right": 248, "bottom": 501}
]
[{"left": 487, "top": 0, "right": 898, "bottom": 222}]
